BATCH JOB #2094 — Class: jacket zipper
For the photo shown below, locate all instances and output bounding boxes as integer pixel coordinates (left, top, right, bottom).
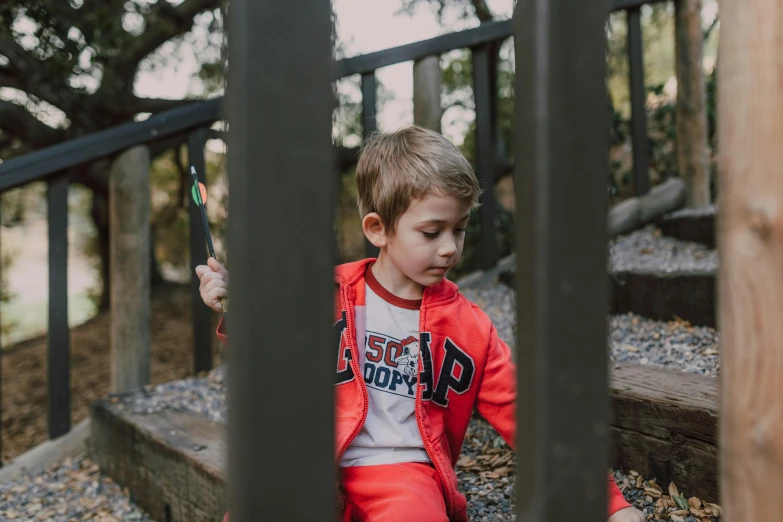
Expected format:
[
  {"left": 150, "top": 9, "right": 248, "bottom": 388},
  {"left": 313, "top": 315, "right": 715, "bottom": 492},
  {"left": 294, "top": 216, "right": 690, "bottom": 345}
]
[
  {"left": 415, "top": 303, "right": 452, "bottom": 514},
  {"left": 335, "top": 286, "right": 369, "bottom": 466}
]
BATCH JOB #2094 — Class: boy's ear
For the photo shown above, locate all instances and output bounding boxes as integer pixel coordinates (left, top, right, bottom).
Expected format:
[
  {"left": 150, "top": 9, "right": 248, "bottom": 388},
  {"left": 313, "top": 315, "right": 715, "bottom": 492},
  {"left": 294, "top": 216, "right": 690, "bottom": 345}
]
[{"left": 362, "top": 212, "right": 387, "bottom": 248}]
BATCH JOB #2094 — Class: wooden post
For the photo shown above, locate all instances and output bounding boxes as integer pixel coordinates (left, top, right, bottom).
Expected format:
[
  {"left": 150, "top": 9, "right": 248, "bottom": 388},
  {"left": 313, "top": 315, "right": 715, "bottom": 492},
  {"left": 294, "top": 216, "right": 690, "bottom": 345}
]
[
  {"left": 109, "top": 146, "right": 151, "bottom": 393},
  {"left": 226, "top": 0, "right": 335, "bottom": 519},
  {"left": 675, "top": 0, "right": 710, "bottom": 207},
  {"left": 718, "top": 0, "right": 783, "bottom": 518},
  {"left": 413, "top": 55, "right": 443, "bottom": 132},
  {"left": 514, "top": 0, "right": 609, "bottom": 517}
]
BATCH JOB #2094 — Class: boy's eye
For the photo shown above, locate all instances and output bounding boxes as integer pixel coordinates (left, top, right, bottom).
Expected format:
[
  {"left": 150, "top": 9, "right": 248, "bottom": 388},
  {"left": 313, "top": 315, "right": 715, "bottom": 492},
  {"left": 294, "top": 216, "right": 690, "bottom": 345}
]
[
  {"left": 455, "top": 228, "right": 466, "bottom": 234},
  {"left": 423, "top": 231, "right": 439, "bottom": 239}
]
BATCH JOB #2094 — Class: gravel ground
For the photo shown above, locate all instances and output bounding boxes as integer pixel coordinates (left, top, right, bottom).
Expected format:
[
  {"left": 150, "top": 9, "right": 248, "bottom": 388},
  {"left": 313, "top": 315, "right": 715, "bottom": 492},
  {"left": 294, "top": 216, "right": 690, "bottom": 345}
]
[
  {"left": 610, "top": 225, "right": 717, "bottom": 274},
  {"left": 0, "top": 453, "right": 152, "bottom": 521},
  {"left": 610, "top": 313, "right": 719, "bottom": 376}
]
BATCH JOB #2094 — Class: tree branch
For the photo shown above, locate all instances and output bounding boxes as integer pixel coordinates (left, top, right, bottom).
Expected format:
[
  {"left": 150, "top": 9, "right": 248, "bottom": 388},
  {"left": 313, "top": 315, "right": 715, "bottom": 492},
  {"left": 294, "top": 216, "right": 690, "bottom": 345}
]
[
  {"left": 470, "top": 0, "right": 494, "bottom": 22},
  {"left": 0, "top": 37, "right": 69, "bottom": 109},
  {"left": 0, "top": 67, "right": 23, "bottom": 91},
  {"left": 124, "top": 0, "right": 222, "bottom": 73},
  {"left": 0, "top": 100, "right": 64, "bottom": 147}
]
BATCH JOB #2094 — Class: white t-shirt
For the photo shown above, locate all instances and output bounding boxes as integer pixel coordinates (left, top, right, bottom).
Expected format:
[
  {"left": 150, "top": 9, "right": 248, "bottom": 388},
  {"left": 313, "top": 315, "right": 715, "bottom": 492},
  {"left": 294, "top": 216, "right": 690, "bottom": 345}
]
[{"left": 340, "top": 268, "right": 431, "bottom": 467}]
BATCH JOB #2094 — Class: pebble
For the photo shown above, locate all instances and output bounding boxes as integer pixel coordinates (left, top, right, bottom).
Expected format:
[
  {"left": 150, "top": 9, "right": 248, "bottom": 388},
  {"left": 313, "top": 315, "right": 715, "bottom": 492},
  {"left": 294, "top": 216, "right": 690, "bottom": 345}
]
[
  {"left": 0, "top": 453, "right": 152, "bottom": 521},
  {"left": 610, "top": 313, "right": 719, "bottom": 377},
  {"left": 609, "top": 225, "right": 717, "bottom": 274}
]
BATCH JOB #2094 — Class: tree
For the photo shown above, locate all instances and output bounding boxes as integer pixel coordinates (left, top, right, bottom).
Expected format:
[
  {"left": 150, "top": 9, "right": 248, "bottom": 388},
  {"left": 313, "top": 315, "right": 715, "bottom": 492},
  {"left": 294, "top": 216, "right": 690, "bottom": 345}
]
[{"left": 0, "top": 0, "right": 224, "bottom": 308}]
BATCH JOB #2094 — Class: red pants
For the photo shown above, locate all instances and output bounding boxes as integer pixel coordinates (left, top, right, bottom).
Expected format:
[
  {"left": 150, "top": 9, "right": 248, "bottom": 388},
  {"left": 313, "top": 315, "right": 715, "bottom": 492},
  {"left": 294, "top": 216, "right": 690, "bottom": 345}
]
[
  {"left": 222, "top": 462, "right": 448, "bottom": 522},
  {"left": 339, "top": 462, "right": 448, "bottom": 521}
]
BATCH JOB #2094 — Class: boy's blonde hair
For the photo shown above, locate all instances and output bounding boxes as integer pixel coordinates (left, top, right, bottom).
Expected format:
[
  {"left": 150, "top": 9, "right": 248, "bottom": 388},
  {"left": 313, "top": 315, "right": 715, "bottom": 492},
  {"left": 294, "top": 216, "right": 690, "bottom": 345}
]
[{"left": 356, "top": 125, "right": 481, "bottom": 233}]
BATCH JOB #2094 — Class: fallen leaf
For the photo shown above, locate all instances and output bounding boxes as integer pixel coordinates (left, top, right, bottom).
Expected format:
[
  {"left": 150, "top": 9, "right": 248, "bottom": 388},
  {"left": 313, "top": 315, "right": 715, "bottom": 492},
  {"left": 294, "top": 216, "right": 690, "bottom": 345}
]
[
  {"left": 668, "top": 482, "right": 681, "bottom": 498},
  {"left": 688, "top": 496, "right": 702, "bottom": 509},
  {"left": 705, "top": 503, "right": 722, "bottom": 517},
  {"left": 645, "top": 487, "right": 662, "bottom": 498},
  {"left": 671, "top": 510, "right": 690, "bottom": 517},
  {"left": 629, "top": 470, "right": 639, "bottom": 477},
  {"left": 670, "top": 515, "right": 684, "bottom": 522},
  {"left": 673, "top": 495, "right": 689, "bottom": 510}
]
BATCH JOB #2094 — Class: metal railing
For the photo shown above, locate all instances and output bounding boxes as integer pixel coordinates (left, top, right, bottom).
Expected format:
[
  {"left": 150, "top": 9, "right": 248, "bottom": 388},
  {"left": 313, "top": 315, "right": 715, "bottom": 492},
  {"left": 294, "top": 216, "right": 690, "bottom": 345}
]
[{"left": 0, "top": 0, "right": 668, "bottom": 467}]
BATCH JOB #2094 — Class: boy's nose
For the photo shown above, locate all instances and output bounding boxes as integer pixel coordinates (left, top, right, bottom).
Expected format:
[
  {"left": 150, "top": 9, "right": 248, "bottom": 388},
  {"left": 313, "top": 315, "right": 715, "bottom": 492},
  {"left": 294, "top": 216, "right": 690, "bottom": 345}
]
[{"left": 438, "top": 237, "right": 457, "bottom": 257}]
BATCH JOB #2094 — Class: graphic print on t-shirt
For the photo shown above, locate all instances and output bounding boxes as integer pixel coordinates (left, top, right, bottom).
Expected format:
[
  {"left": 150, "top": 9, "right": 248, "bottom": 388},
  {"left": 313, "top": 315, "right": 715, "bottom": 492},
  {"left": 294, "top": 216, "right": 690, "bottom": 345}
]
[{"left": 362, "top": 333, "right": 419, "bottom": 398}]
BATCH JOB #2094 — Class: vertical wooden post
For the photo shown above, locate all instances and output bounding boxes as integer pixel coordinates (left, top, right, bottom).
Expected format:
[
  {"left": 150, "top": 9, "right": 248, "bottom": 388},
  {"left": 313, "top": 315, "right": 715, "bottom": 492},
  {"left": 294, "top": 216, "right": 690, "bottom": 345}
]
[
  {"left": 226, "top": 0, "right": 335, "bottom": 519},
  {"left": 514, "top": 0, "right": 609, "bottom": 518},
  {"left": 188, "top": 128, "right": 213, "bottom": 374},
  {"left": 675, "top": 0, "right": 710, "bottom": 207},
  {"left": 473, "top": 44, "right": 499, "bottom": 270},
  {"left": 109, "top": 146, "right": 151, "bottom": 393},
  {"left": 413, "top": 55, "right": 443, "bottom": 132},
  {"left": 627, "top": 7, "right": 651, "bottom": 196},
  {"left": 718, "top": 1, "right": 783, "bottom": 519},
  {"left": 48, "top": 173, "right": 70, "bottom": 438},
  {"left": 362, "top": 71, "right": 381, "bottom": 259}
]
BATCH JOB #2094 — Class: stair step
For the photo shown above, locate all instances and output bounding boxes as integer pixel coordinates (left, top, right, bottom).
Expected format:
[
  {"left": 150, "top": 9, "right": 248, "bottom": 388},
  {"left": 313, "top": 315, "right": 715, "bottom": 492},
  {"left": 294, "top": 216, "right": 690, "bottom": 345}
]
[
  {"left": 610, "top": 363, "right": 718, "bottom": 503},
  {"left": 611, "top": 269, "right": 716, "bottom": 327},
  {"left": 89, "top": 361, "right": 719, "bottom": 516},
  {"left": 656, "top": 206, "right": 716, "bottom": 249},
  {"left": 89, "top": 399, "right": 227, "bottom": 522}
]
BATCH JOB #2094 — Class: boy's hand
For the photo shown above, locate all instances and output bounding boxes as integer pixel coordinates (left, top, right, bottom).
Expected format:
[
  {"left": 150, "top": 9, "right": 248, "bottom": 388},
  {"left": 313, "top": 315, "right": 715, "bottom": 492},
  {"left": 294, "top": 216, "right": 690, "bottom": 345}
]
[
  {"left": 195, "top": 257, "right": 229, "bottom": 313},
  {"left": 608, "top": 507, "right": 646, "bottom": 522}
]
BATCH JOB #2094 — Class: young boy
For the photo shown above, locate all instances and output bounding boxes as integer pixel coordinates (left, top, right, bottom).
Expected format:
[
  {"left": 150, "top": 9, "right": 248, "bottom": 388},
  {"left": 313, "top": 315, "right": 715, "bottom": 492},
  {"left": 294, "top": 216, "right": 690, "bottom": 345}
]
[{"left": 197, "top": 125, "right": 643, "bottom": 521}]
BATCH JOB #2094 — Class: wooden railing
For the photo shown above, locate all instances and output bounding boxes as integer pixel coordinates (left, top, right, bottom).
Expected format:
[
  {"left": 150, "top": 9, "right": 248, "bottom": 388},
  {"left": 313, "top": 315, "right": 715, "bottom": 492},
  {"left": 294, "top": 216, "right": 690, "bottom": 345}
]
[{"left": 0, "top": 0, "right": 706, "bottom": 467}]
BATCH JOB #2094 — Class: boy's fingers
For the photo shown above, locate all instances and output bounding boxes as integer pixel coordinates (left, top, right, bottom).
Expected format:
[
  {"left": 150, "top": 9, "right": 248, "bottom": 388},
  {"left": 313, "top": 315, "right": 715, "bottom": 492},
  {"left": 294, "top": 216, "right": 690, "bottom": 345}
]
[
  {"left": 195, "top": 265, "right": 209, "bottom": 278},
  {"left": 207, "top": 257, "right": 228, "bottom": 277},
  {"left": 202, "top": 275, "right": 227, "bottom": 292}
]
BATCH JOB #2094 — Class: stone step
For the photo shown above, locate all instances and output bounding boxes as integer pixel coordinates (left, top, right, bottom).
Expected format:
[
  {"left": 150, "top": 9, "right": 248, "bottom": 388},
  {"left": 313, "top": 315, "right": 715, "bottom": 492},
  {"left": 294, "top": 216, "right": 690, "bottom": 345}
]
[{"left": 89, "top": 399, "right": 227, "bottom": 522}]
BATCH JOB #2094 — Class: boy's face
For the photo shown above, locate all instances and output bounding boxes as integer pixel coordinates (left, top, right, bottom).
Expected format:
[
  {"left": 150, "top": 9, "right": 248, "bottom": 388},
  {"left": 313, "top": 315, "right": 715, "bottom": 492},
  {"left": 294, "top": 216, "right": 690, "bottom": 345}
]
[{"left": 383, "top": 194, "right": 471, "bottom": 288}]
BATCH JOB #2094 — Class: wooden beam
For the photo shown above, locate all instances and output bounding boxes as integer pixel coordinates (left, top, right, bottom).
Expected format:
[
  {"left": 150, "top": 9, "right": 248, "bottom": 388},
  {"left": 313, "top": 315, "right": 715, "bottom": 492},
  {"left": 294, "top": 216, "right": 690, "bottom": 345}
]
[
  {"left": 675, "top": 0, "right": 710, "bottom": 207},
  {"left": 718, "top": 0, "right": 783, "bottom": 518},
  {"left": 610, "top": 364, "right": 718, "bottom": 502},
  {"left": 109, "top": 146, "right": 151, "bottom": 393}
]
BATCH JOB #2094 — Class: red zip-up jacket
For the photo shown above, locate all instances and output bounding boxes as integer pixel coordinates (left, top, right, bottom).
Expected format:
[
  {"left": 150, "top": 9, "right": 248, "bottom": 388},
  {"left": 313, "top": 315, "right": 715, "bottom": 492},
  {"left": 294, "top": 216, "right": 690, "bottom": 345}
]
[{"left": 217, "top": 259, "right": 629, "bottom": 520}]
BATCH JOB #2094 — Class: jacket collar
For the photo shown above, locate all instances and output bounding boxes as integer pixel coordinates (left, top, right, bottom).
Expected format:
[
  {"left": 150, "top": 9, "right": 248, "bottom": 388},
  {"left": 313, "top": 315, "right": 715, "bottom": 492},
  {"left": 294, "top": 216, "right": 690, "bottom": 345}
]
[{"left": 335, "top": 258, "right": 459, "bottom": 306}]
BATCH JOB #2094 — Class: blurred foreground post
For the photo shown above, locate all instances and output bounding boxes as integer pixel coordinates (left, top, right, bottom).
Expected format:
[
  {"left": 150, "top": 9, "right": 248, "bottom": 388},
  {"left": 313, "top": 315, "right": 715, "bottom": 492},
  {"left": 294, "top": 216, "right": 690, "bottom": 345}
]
[
  {"left": 718, "top": 1, "right": 783, "bottom": 519},
  {"left": 513, "top": 0, "right": 610, "bottom": 519},
  {"left": 226, "top": 0, "right": 336, "bottom": 520}
]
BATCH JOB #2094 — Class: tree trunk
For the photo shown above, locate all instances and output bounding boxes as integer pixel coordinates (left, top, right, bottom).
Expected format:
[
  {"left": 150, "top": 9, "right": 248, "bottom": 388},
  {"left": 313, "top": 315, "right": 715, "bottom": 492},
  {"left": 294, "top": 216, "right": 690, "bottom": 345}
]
[
  {"left": 718, "top": 0, "right": 783, "bottom": 518},
  {"left": 675, "top": 0, "right": 710, "bottom": 207}
]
